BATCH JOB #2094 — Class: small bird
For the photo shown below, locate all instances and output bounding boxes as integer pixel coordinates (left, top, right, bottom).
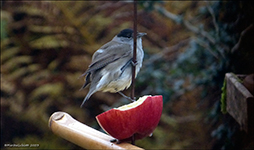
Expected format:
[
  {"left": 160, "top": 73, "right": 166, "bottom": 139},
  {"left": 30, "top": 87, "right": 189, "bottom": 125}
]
[{"left": 80, "top": 29, "right": 146, "bottom": 107}]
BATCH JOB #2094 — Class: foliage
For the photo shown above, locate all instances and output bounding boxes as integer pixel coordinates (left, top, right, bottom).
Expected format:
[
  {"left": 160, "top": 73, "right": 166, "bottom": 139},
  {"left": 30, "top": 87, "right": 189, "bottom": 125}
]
[
  {"left": 220, "top": 78, "right": 227, "bottom": 114},
  {"left": 137, "top": 1, "right": 229, "bottom": 105},
  {"left": 138, "top": 1, "right": 253, "bottom": 149},
  {"left": 1, "top": 1, "right": 253, "bottom": 150}
]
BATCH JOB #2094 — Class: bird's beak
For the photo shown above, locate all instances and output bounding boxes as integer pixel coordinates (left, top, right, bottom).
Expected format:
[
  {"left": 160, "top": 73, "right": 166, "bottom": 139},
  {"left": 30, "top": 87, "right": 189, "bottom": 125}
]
[{"left": 137, "top": 32, "right": 147, "bottom": 37}]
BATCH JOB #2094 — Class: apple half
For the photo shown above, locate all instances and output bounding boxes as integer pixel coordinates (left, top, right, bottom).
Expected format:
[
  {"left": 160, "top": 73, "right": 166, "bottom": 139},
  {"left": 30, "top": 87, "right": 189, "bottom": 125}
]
[{"left": 96, "top": 95, "right": 163, "bottom": 141}]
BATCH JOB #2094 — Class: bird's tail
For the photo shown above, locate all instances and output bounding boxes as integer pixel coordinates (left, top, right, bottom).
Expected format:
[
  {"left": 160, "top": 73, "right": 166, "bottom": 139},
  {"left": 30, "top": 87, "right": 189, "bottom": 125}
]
[
  {"left": 80, "top": 89, "right": 96, "bottom": 108},
  {"left": 79, "top": 73, "right": 91, "bottom": 91}
]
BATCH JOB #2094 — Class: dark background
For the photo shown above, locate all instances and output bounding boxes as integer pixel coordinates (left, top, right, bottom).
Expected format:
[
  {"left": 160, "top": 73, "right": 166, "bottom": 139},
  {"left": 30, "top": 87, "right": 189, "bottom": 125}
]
[{"left": 1, "top": 1, "right": 253, "bottom": 149}]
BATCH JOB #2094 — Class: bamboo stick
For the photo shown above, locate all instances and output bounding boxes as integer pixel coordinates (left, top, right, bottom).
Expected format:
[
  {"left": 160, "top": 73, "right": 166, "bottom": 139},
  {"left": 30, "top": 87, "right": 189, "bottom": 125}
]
[{"left": 48, "top": 111, "right": 144, "bottom": 150}]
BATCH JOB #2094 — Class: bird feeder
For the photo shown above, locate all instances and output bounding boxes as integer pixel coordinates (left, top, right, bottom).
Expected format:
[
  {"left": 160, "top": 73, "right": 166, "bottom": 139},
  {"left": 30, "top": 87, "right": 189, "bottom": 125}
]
[{"left": 48, "top": 112, "right": 143, "bottom": 150}]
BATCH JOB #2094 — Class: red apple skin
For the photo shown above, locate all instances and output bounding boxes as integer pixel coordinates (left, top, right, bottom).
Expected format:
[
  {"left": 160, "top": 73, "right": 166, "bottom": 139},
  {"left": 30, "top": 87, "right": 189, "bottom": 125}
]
[{"left": 96, "top": 95, "right": 163, "bottom": 141}]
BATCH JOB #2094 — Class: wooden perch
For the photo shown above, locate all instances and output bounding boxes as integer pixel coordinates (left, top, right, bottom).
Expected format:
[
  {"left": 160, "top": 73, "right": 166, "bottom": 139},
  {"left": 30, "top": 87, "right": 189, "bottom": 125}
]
[{"left": 48, "top": 112, "right": 143, "bottom": 150}]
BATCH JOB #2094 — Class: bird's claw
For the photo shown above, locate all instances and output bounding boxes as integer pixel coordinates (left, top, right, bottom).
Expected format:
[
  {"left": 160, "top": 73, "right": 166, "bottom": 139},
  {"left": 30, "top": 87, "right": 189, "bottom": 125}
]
[
  {"left": 131, "top": 61, "right": 138, "bottom": 66},
  {"left": 118, "top": 92, "right": 136, "bottom": 102}
]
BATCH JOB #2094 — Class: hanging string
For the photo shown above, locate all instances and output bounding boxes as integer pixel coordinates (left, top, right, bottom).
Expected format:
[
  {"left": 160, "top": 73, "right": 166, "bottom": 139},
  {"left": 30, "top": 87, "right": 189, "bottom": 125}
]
[{"left": 130, "top": 0, "right": 137, "bottom": 145}]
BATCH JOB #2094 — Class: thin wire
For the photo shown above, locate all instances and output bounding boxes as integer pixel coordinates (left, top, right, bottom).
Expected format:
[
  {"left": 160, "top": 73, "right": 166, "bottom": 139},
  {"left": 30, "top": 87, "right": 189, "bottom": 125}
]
[
  {"left": 131, "top": 0, "right": 137, "bottom": 101},
  {"left": 131, "top": 0, "right": 137, "bottom": 145}
]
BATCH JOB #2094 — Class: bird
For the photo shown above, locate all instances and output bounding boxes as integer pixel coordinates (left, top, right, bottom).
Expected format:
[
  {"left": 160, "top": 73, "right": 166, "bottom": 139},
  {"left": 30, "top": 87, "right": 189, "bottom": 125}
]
[{"left": 79, "top": 28, "right": 146, "bottom": 107}]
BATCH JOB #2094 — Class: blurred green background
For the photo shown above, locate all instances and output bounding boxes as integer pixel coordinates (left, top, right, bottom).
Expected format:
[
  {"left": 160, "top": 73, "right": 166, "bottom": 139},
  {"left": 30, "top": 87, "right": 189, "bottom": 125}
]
[{"left": 1, "top": 1, "right": 253, "bottom": 149}]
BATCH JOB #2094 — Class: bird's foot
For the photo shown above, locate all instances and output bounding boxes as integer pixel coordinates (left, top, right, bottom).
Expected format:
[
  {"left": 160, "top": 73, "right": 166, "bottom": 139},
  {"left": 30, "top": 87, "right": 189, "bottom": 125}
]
[
  {"left": 131, "top": 60, "right": 138, "bottom": 66},
  {"left": 118, "top": 92, "right": 136, "bottom": 102}
]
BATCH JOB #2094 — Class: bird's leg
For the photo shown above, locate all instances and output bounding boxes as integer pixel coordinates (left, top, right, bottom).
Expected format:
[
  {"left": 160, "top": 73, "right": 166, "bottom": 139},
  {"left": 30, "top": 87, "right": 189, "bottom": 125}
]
[{"left": 118, "top": 92, "right": 136, "bottom": 101}]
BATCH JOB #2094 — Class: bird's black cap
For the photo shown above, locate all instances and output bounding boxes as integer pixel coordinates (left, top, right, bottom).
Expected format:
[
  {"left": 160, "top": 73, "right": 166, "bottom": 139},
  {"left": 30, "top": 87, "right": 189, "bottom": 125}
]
[{"left": 117, "top": 29, "right": 133, "bottom": 38}]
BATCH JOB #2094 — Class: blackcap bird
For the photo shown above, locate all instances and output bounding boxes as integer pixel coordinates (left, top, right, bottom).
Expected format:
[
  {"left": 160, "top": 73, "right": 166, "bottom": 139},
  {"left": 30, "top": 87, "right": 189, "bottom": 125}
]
[{"left": 80, "top": 29, "right": 146, "bottom": 107}]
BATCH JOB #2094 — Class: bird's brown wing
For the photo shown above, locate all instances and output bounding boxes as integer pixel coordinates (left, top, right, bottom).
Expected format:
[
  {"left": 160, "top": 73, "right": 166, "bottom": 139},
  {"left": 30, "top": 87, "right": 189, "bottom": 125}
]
[
  {"left": 81, "top": 42, "right": 132, "bottom": 76},
  {"left": 80, "top": 41, "right": 132, "bottom": 89}
]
